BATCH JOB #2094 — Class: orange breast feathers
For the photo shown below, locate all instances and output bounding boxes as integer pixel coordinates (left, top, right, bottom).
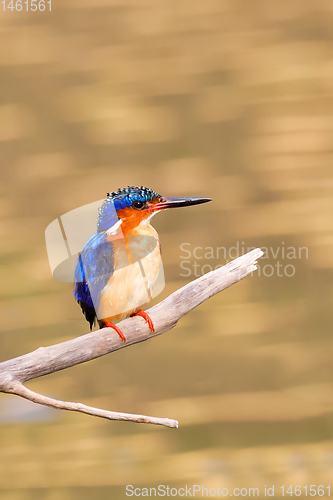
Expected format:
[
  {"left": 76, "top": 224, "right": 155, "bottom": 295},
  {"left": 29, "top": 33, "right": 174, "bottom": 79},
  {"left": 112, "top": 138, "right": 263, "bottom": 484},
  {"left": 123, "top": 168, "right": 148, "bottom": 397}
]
[{"left": 97, "top": 222, "right": 162, "bottom": 323}]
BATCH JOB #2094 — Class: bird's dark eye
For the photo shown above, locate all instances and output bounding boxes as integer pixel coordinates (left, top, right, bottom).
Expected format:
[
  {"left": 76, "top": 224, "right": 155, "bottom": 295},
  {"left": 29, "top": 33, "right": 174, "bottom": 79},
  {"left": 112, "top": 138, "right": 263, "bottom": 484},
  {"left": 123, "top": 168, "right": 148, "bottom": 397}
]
[{"left": 133, "top": 200, "right": 144, "bottom": 210}]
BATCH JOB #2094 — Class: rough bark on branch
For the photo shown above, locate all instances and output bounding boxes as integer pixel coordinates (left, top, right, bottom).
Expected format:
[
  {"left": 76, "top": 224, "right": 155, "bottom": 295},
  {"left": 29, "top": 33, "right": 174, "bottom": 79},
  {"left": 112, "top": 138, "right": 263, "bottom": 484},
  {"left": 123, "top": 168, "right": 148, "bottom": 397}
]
[{"left": 0, "top": 248, "right": 263, "bottom": 428}]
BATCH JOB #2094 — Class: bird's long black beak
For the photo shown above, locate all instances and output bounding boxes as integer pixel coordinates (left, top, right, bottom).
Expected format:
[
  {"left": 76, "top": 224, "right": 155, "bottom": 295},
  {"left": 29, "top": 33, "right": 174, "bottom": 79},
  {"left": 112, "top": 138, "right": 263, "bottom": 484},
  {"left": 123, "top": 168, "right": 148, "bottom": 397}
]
[{"left": 151, "top": 196, "right": 212, "bottom": 211}]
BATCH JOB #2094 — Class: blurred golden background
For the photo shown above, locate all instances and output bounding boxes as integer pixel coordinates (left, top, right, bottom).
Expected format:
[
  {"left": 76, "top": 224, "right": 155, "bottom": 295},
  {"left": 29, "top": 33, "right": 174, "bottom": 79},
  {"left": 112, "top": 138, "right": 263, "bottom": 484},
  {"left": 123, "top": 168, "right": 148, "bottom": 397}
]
[{"left": 1, "top": 0, "right": 333, "bottom": 498}]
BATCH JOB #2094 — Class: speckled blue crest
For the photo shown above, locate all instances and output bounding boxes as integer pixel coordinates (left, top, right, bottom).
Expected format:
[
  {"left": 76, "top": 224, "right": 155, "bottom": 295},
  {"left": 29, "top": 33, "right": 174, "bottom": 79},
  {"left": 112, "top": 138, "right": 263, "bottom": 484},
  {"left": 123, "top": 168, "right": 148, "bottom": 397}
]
[{"left": 97, "top": 186, "right": 162, "bottom": 232}]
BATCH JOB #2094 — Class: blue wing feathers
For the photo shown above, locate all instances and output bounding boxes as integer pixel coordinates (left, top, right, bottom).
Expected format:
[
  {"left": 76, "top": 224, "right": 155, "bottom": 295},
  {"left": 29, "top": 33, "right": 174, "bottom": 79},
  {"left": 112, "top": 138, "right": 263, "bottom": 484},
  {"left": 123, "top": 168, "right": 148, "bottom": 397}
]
[{"left": 74, "top": 232, "right": 114, "bottom": 329}]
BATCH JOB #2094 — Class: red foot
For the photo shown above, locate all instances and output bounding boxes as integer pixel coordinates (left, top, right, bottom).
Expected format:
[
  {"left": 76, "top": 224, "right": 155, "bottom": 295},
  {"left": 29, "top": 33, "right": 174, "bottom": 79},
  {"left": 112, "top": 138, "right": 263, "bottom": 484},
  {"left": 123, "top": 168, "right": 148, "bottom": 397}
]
[
  {"left": 131, "top": 309, "right": 155, "bottom": 332},
  {"left": 103, "top": 321, "right": 127, "bottom": 342}
]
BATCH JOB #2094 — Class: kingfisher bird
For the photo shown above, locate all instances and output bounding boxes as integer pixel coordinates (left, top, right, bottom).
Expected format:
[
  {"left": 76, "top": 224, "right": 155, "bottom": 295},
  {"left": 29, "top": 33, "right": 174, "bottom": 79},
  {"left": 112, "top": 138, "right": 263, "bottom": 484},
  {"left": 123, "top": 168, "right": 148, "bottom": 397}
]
[{"left": 74, "top": 186, "right": 211, "bottom": 341}]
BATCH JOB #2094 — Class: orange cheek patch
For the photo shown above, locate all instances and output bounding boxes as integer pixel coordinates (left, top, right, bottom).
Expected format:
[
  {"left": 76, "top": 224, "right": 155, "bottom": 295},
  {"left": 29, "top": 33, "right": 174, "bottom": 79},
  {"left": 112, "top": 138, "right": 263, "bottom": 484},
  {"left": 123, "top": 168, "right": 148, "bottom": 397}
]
[
  {"left": 116, "top": 207, "right": 135, "bottom": 220},
  {"left": 117, "top": 207, "right": 151, "bottom": 232}
]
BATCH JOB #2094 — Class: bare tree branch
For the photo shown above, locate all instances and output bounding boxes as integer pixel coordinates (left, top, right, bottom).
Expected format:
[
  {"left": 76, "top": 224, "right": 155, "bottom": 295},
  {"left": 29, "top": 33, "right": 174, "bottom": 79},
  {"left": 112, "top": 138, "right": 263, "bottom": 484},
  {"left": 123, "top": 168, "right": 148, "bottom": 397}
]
[{"left": 0, "top": 248, "right": 263, "bottom": 428}]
